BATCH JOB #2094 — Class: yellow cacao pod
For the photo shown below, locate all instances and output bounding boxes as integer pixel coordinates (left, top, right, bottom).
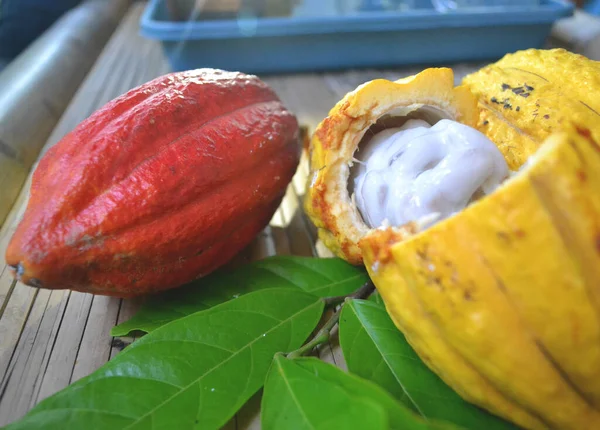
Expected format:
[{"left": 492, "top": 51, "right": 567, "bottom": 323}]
[{"left": 304, "top": 49, "right": 600, "bottom": 429}]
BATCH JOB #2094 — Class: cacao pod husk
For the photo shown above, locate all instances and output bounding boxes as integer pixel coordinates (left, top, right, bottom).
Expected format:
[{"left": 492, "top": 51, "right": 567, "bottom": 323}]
[
  {"left": 6, "top": 69, "right": 300, "bottom": 298},
  {"left": 304, "top": 49, "right": 600, "bottom": 429}
]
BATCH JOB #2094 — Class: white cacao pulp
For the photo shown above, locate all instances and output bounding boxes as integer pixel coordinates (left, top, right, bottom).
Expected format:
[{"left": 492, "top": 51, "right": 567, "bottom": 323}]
[{"left": 352, "top": 119, "right": 509, "bottom": 229}]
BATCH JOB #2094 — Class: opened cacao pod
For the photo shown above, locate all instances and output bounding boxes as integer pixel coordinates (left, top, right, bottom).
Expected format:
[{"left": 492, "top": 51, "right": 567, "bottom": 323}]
[
  {"left": 6, "top": 69, "right": 300, "bottom": 297},
  {"left": 305, "top": 68, "right": 479, "bottom": 264},
  {"left": 304, "top": 49, "right": 600, "bottom": 429}
]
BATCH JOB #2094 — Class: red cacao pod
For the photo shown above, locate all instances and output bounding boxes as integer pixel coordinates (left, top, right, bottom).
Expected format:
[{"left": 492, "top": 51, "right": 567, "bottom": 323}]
[{"left": 6, "top": 69, "right": 300, "bottom": 298}]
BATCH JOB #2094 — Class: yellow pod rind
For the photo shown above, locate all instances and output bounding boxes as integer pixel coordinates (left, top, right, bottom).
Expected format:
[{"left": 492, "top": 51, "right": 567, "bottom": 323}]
[
  {"left": 361, "top": 229, "right": 548, "bottom": 430},
  {"left": 462, "top": 48, "right": 600, "bottom": 170},
  {"left": 304, "top": 68, "right": 479, "bottom": 264},
  {"left": 484, "top": 48, "right": 600, "bottom": 114},
  {"left": 360, "top": 124, "right": 600, "bottom": 430}
]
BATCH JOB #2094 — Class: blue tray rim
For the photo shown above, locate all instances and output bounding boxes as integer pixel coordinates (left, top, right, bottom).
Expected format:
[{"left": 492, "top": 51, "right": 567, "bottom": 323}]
[{"left": 140, "top": 0, "right": 574, "bottom": 41}]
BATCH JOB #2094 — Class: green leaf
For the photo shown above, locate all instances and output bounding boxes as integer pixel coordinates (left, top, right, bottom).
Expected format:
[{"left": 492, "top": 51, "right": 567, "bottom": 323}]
[
  {"left": 369, "top": 290, "right": 385, "bottom": 305},
  {"left": 261, "top": 355, "right": 460, "bottom": 430},
  {"left": 112, "top": 256, "right": 367, "bottom": 336},
  {"left": 7, "top": 289, "right": 325, "bottom": 430},
  {"left": 339, "top": 299, "right": 517, "bottom": 430}
]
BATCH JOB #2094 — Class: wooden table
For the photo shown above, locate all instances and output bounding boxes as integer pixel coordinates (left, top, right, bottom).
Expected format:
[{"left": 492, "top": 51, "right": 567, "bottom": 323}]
[{"left": 0, "top": 3, "right": 494, "bottom": 428}]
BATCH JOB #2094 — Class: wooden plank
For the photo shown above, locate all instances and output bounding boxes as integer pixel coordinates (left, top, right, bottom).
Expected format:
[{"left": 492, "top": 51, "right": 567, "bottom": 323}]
[
  {"left": 70, "top": 295, "right": 121, "bottom": 383},
  {"left": 279, "top": 185, "right": 316, "bottom": 257},
  {"left": 0, "top": 279, "right": 36, "bottom": 377},
  {"left": 263, "top": 74, "right": 338, "bottom": 132},
  {"left": 0, "top": 199, "right": 27, "bottom": 303},
  {"left": 0, "top": 289, "right": 69, "bottom": 423},
  {"left": 270, "top": 226, "right": 292, "bottom": 256},
  {"left": 35, "top": 292, "right": 94, "bottom": 402},
  {"left": 291, "top": 155, "right": 318, "bottom": 243},
  {"left": 319, "top": 324, "right": 347, "bottom": 372},
  {"left": 236, "top": 391, "right": 263, "bottom": 430}
]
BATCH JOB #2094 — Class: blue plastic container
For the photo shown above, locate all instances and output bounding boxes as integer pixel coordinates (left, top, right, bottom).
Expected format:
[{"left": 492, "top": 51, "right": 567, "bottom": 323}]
[
  {"left": 140, "top": 0, "right": 574, "bottom": 74},
  {"left": 585, "top": 0, "right": 600, "bottom": 16}
]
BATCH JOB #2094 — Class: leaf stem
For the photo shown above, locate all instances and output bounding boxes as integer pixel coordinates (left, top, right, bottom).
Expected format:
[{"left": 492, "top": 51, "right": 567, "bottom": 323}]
[
  {"left": 287, "top": 280, "right": 375, "bottom": 359},
  {"left": 287, "top": 311, "right": 340, "bottom": 359},
  {"left": 324, "top": 280, "right": 375, "bottom": 307}
]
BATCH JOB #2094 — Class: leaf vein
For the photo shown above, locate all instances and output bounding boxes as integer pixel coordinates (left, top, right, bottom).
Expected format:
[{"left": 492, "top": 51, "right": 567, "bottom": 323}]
[
  {"left": 122, "top": 299, "right": 322, "bottom": 429},
  {"left": 308, "top": 274, "right": 367, "bottom": 294},
  {"left": 136, "top": 338, "right": 236, "bottom": 354},
  {"left": 276, "top": 359, "right": 314, "bottom": 428},
  {"left": 348, "top": 303, "right": 426, "bottom": 418},
  {"left": 30, "top": 407, "right": 137, "bottom": 421}
]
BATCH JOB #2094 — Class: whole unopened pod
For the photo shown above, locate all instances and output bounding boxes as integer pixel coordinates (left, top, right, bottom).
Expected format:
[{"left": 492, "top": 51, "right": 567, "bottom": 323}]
[{"left": 6, "top": 69, "right": 300, "bottom": 297}]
